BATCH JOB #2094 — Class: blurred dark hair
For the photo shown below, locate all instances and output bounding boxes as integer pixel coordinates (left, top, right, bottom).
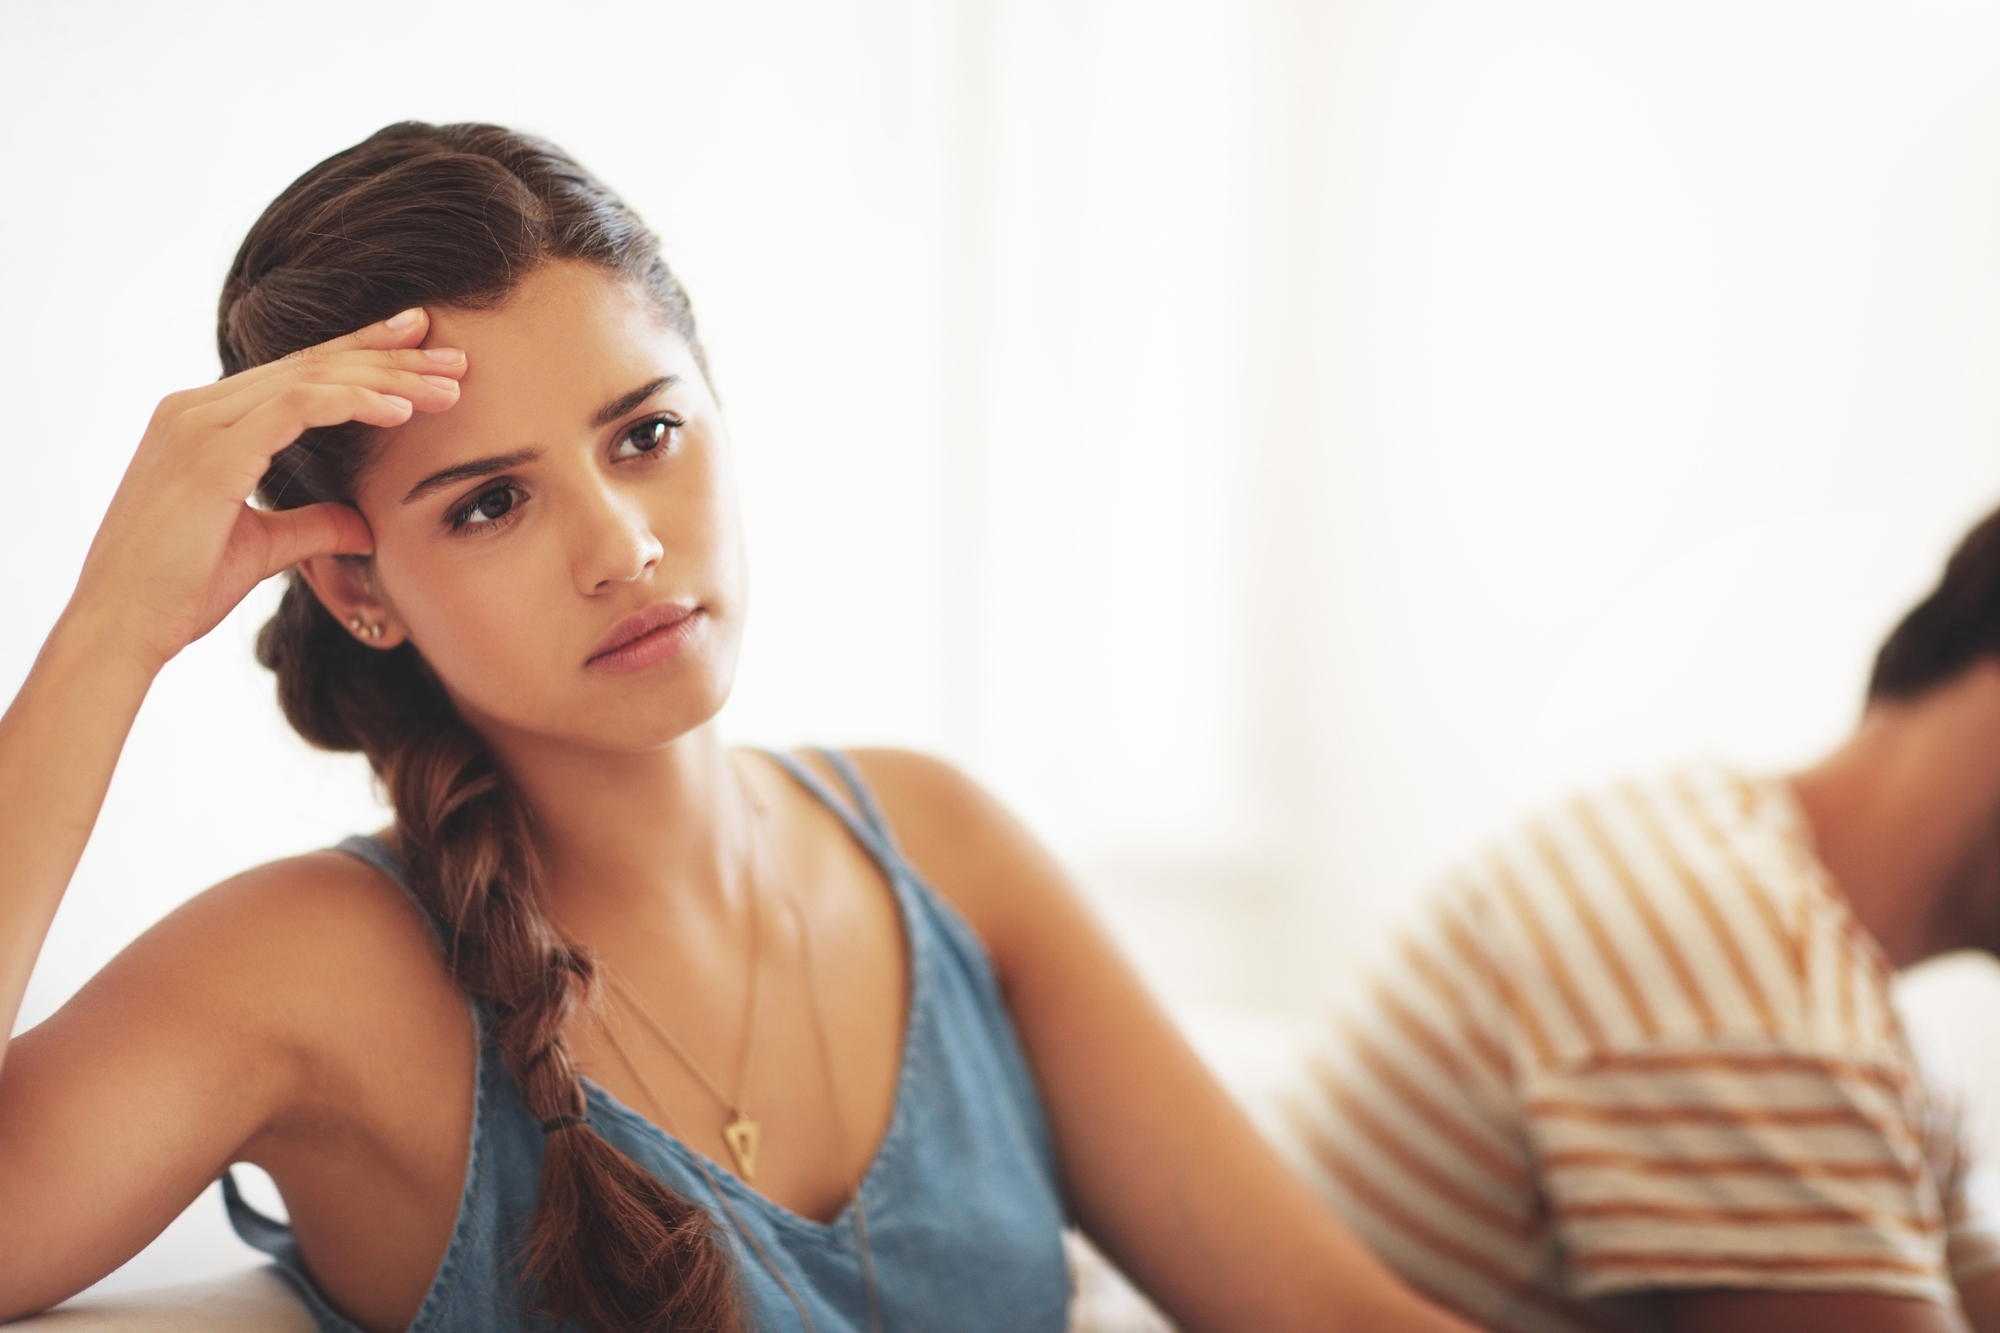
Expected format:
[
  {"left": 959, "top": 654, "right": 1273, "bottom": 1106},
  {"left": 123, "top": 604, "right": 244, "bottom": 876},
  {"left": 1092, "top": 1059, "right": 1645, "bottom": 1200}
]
[
  {"left": 228, "top": 122, "right": 737, "bottom": 1333},
  {"left": 1870, "top": 503, "right": 2000, "bottom": 701}
]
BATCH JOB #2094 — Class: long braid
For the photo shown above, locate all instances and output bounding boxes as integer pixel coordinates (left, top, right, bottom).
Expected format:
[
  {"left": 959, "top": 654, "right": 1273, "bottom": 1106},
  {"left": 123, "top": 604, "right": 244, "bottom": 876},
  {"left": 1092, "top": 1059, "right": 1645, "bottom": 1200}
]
[
  {"left": 259, "top": 581, "right": 741, "bottom": 1331},
  {"left": 238, "top": 122, "right": 742, "bottom": 1332}
]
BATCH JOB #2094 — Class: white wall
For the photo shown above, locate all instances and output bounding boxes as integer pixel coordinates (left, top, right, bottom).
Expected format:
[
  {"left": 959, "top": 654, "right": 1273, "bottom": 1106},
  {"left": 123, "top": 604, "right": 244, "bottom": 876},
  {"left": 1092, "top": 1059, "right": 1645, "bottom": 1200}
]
[
  {"left": 12, "top": 0, "right": 2000, "bottom": 1295},
  {"left": 1296, "top": 0, "right": 2000, "bottom": 914}
]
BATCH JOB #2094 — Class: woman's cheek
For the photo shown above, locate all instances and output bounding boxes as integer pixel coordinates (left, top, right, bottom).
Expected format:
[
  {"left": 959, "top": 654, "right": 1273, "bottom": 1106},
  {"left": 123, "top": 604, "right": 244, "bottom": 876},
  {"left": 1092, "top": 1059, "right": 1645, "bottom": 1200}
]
[
  {"left": 386, "top": 549, "right": 550, "bottom": 685},
  {"left": 448, "top": 560, "right": 564, "bottom": 669}
]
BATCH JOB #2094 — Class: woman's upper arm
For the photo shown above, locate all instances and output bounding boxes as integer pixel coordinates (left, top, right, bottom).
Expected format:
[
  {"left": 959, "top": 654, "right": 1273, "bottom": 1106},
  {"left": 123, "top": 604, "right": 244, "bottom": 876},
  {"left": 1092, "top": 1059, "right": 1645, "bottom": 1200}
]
[
  {"left": 0, "top": 855, "right": 393, "bottom": 1318},
  {"left": 848, "top": 748, "right": 1473, "bottom": 1333}
]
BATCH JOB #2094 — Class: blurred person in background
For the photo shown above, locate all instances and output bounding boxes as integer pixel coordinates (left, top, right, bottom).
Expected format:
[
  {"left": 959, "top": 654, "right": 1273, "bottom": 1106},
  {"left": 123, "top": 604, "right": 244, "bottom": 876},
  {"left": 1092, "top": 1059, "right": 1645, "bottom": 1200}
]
[
  {"left": 1281, "top": 502, "right": 2000, "bottom": 1332},
  {"left": 0, "top": 122, "right": 1475, "bottom": 1333}
]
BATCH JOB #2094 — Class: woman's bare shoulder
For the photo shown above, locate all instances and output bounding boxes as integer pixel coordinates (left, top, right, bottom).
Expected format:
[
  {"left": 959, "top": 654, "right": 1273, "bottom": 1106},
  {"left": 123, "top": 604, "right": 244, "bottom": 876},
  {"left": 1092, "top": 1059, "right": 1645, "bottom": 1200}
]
[
  {"left": 838, "top": 748, "right": 1078, "bottom": 970},
  {"left": 135, "top": 845, "right": 437, "bottom": 979},
  {"left": 47, "top": 844, "right": 460, "bottom": 1062}
]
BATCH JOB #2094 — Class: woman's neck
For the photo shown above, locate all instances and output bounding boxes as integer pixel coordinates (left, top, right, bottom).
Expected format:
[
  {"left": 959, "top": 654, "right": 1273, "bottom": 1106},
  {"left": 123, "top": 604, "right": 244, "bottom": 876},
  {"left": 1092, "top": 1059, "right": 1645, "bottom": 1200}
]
[{"left": 473, "top": 717, "right": 753, "bottom": 936}]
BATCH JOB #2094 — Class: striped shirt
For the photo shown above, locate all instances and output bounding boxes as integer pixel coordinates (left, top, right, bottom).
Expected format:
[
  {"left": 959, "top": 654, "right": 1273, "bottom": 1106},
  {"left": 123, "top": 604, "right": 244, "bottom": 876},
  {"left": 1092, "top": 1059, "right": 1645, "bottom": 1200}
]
[{"left": 1279, "top": 763, "right": 2000, "bottom": 1332}]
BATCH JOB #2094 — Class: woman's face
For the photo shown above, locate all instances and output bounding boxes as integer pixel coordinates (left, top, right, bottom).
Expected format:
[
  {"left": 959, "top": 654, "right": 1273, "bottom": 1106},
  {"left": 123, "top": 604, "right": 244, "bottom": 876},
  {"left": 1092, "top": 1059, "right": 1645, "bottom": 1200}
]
[{"left": 348, "top": 261, "right": 746, "bottom": 757}]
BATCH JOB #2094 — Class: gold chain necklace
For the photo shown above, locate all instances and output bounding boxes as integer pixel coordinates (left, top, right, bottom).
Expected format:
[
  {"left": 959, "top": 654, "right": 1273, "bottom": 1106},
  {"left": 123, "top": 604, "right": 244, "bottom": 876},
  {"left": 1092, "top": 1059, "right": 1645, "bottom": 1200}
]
[
  {"left": 594, "top": 766, "right": 885, "bottom": 1333},
  {"left": 605, "top": 868, "right": 764, "bottom": 1180},
  {"left": 596, "top": 1010, "right": 825, "bottom": 1332}
]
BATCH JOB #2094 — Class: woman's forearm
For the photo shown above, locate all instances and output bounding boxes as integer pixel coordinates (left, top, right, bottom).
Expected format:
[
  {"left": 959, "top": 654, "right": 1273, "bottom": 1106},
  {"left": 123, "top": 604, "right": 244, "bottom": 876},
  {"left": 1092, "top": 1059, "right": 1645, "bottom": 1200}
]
[{"left": 0, "top": 603, "right": 157, "bottom": 1065}]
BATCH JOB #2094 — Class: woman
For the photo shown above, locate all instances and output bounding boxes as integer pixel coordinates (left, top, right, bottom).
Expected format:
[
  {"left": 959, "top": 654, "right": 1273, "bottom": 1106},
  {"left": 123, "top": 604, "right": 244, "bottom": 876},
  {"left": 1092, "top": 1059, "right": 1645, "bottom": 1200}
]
[{"left": 0, "top": 122, "right": 1472, "bottom": 1333}]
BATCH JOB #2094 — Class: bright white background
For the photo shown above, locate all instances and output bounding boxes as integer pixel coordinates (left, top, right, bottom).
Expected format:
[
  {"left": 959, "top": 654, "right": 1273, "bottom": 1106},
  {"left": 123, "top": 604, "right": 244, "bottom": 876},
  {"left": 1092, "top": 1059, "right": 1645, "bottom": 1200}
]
[{"left": 11, "top": 0, "right": 2000, "bottom": 1297}]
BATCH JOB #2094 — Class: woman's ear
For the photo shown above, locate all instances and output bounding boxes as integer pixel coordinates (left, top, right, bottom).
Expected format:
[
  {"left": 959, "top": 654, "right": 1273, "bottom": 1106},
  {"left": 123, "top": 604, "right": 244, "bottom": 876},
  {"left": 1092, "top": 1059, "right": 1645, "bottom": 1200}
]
[{"left": 296, "top": 554, "right": 408, "bottom": 650}]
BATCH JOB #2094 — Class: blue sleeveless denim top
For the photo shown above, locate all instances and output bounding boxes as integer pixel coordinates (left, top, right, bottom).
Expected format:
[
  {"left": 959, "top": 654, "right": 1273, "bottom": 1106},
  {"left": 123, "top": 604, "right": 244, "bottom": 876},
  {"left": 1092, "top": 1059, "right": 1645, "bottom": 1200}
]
[{"left": 225, "top": 750, "right": 1071, "bottom": 1332}]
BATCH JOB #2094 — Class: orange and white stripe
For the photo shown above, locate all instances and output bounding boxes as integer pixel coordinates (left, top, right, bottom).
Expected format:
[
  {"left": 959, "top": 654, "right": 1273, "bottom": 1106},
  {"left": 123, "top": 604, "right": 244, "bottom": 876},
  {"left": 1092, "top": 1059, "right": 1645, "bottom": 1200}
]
[{"left": 1280, "top": 764, "right": 2000, "bottom": 1332}]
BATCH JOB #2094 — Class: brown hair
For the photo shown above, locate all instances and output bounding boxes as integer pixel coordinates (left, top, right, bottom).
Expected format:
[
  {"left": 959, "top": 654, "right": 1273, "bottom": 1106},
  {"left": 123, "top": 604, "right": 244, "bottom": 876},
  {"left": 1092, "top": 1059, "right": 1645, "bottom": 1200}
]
[
  {"left": 1870, "top": 501, "right": 2000, "bottom": 702},
  {"left": 231, "top": 122, "right": 739, "bottom": 1332}
]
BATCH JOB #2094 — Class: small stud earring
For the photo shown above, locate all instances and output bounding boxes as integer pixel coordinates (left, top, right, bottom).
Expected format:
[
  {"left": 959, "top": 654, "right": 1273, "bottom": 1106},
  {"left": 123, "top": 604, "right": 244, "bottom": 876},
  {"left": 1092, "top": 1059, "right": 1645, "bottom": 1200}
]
[{"left": 348, "top": 618, "right": 384, "bottom": 642}]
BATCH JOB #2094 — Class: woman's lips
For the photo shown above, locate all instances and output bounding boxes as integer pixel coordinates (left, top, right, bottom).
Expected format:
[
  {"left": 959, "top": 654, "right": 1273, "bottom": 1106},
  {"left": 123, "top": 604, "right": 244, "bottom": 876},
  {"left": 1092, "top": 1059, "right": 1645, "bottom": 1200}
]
[{"left": 586, "top": 602, "right": 705, "bottom": 674}]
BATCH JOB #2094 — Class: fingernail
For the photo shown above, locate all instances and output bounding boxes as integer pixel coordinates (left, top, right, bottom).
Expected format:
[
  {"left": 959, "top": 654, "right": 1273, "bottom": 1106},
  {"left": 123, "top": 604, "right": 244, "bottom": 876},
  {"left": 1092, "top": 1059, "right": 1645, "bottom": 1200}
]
[
  {"left": 421, "top": 375, "right": 459, "bottom": 391},
  {"left": 423, "top": 347, "right": 465, "bottom": 365},
  {"left": 383, "top": 394, "right": 414, "bottom": 414},
  {"left": 387, "top": 308, "right": 422, "bottom": 331}
]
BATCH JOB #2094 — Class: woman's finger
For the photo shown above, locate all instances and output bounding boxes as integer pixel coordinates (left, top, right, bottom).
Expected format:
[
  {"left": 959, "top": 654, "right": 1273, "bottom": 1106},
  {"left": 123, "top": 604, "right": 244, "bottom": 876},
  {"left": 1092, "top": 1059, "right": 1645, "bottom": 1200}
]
[
  {"left": 165, "top": 308, "right": 437, "bottom": 415},
  {"left": 252, "top": 344, "right": 466, "bottom": 387},
  {"left": 236, "top": 307, "right": 434, "bottom": 386},
  {"left": 254, "top": 501, "right": 373, "bottom": 578},
  {"left": 335, "top": 305, "right": 430, "bottom": 352},
  {"left": 245, "top": 344, "right": 468, "bottom": 397},
  {"left": 196, "top": 355, "right": 462, "bottom": 431},
  {"left": 218, "top": 382, "right": 417, "bottom": 469}
]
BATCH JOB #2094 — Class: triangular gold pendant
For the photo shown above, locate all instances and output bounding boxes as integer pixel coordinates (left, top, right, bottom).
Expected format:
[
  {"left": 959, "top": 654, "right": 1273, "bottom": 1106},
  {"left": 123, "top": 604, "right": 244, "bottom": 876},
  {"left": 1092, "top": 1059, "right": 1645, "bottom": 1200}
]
[{"left": 723, "top": 1115, "right": 761, "bottom": 1182}]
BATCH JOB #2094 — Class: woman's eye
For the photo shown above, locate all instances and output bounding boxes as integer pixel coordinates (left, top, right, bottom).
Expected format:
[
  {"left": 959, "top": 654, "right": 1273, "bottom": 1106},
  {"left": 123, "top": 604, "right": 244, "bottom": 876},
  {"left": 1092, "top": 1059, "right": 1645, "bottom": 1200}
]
[
  {"left": 454, "top": 484, "right": 518, "bottom": 528},
  {"left": 613, "top": 415, "right": 682, "bottom": 460}
]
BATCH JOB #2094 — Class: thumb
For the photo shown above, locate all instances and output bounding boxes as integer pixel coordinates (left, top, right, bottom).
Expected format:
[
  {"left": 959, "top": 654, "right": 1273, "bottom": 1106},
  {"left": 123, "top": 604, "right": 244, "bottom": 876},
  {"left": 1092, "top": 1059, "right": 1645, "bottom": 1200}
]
[{"left": 257, "top": 500, "right": 374, "bottom": 577}]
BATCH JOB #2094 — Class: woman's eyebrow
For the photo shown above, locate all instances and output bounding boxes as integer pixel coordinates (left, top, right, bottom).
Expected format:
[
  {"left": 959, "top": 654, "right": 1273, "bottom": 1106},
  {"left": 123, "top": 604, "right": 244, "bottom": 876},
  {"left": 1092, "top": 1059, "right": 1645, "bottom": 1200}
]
[
  {"left": 403, "top": 449, "right": 544, "bottom": 504},
  {"left": 591, "top": 375, "right": 677, "bottom": 427},
  {"left": 399, "top": 377, "right": 676, "bottom": 504}
]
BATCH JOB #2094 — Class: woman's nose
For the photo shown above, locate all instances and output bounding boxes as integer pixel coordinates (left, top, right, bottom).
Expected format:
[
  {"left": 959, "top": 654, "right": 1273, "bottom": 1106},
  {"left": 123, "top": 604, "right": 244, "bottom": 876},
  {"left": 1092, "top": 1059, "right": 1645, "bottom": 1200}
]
[{"left": 572, "top": 484, "right": 664, "bottom": 593}]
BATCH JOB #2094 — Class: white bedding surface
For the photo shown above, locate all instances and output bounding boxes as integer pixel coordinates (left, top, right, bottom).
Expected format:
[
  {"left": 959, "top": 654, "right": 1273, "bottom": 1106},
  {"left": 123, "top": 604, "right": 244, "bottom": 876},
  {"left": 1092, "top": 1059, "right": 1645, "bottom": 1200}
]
[
  {"left": 4, "top": 1271, "right": 313, "bottom": 1333},
  {"left": 8, "top": 1243, "right": 1173, "bottom": 1333}
]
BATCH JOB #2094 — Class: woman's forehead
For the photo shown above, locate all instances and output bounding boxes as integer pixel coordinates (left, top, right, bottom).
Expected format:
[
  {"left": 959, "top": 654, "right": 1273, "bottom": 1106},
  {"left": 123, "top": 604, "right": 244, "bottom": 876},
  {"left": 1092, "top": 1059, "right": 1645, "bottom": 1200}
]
[
  {"left": 367, "top": 265, "right": 703, "bottom": 497},
  {"left": 423, "top": 263, "right": 682, "bottom": 373}
]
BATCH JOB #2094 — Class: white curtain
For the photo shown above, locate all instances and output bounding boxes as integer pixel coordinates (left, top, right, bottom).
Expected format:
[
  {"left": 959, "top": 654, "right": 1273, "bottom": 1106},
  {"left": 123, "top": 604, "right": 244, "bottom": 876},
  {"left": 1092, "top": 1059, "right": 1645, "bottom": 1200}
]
[{"left": 724, "top": 0, "right": 2000, "bottom": 1012}]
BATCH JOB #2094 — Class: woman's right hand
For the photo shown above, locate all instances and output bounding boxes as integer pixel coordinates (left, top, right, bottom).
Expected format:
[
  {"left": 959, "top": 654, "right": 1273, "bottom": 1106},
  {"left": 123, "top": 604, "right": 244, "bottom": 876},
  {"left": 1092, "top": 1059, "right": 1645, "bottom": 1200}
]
[{"left": 69, "top": 308, "right": 466, "bottom": 674}]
